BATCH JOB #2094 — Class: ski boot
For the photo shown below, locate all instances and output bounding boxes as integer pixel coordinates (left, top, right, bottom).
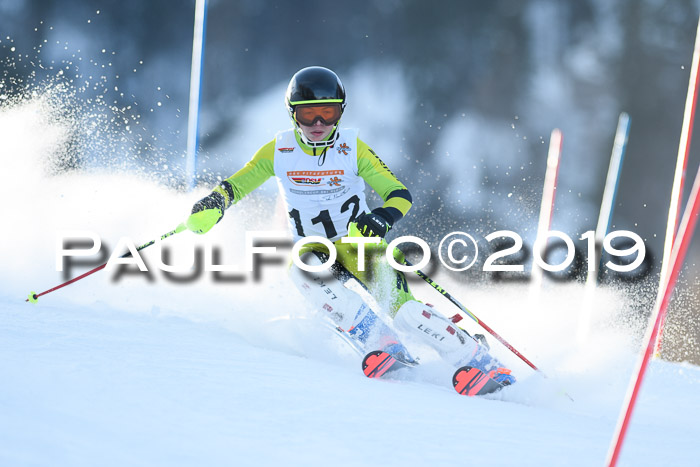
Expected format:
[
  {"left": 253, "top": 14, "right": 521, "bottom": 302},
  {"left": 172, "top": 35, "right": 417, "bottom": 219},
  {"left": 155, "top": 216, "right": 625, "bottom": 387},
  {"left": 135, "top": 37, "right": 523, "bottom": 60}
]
[{"left": 392, "top": 300, "right": 516, "bottom": 384}]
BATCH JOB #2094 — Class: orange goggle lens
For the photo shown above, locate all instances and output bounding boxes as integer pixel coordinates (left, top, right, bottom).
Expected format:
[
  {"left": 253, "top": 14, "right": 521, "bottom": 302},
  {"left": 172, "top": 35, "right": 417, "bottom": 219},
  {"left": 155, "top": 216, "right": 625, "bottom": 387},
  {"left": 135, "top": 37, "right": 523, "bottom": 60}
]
[{"left": 294, "top": 104, "right": 342, "bottom": 126}]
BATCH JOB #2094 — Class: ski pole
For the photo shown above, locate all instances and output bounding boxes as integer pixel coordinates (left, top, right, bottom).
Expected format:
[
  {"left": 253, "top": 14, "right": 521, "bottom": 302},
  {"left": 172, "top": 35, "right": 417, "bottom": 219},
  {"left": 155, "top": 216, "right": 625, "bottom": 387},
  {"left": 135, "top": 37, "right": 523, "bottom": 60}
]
[
  {"left": 405, "top": 260, "right": 574, "bottom": 401},
  {"left": 27, "top": 223, "right": 187, "bottom": 303}
]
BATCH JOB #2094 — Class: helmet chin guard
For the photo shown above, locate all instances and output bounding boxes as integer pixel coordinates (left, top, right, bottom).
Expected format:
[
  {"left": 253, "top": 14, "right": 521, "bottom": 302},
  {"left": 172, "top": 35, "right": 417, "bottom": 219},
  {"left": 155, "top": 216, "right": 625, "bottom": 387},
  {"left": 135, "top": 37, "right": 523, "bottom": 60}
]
[{"left": 290, "top": 118, "right": 341, "bottom": 149}]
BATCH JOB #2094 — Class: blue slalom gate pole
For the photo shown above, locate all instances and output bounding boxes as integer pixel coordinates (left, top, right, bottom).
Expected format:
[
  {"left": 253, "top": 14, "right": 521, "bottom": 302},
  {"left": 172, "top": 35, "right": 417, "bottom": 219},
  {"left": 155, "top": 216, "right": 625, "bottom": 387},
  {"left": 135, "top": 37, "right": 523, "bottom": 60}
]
[
  {"left": 577, "top": 112, "right": 630, "bottom": 344},
  {"left": 589, "top": 111, "right": 630, "bottom": 283},
  {"left": 185, "top": 0, "right": 209, "bottom": 191}
]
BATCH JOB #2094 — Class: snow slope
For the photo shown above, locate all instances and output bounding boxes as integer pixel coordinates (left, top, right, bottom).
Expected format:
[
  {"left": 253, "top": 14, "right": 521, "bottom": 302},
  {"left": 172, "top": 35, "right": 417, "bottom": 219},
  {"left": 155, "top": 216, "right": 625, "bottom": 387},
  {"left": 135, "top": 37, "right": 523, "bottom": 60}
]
[
  {"left": 2, "top": 89, "right": 700, "bottom": 467},
  {"left": 2, "top": 293, "right": 700, "bottom": 467}
]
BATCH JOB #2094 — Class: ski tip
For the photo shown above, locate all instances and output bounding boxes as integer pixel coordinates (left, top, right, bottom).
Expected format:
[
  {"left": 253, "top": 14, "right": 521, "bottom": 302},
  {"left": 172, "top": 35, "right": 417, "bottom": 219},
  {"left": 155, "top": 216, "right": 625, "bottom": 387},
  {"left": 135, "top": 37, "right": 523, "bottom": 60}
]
[
  {"left": 452, "top": 366, "right": 505, "bottom": 397},
  {"left": 362, "top": 350, "right": 398, "bottom": 379}
]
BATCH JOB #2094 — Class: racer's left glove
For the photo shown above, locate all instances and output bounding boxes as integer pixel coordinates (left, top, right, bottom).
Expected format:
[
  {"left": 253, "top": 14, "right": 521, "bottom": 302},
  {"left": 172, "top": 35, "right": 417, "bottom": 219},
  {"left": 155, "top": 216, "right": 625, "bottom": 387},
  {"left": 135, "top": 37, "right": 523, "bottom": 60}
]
[{"left": 354, "top": 208, "right": 393, "bottom": 238}]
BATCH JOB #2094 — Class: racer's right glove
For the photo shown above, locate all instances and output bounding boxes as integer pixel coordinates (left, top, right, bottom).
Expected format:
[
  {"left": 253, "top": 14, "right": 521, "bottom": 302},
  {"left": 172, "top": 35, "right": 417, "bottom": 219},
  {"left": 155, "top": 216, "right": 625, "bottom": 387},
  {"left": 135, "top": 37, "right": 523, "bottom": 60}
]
[
  {"left": 186, "top": 192, "right": 226, "bottom": 234},
  {"left": 355, "top": 209, "right": 393, "bottom": 238}
]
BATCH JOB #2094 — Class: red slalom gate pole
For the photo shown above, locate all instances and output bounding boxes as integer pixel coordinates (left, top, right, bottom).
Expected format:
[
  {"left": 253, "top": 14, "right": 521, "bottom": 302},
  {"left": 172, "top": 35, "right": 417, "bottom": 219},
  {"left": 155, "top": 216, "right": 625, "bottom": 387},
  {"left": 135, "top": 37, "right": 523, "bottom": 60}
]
[
  {"left": 656, "top": 15, "right": 700, "bottom": 356},
  {"left": 26, "top": 223, "right": 186, "bottom": 303},
  {"left": 606, "top": 164, "right": 700, "bottom": 466},
  {"left": 530, "top": 128, "right": 563, "bottom": 294}
]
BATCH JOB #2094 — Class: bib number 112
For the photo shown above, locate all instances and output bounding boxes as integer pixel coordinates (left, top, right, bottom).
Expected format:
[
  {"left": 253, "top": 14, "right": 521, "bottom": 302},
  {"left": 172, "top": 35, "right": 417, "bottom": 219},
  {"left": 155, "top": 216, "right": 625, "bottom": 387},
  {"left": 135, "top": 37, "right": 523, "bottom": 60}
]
[{"left": 288, "top": 195, "right": 361, "bottom": 238}]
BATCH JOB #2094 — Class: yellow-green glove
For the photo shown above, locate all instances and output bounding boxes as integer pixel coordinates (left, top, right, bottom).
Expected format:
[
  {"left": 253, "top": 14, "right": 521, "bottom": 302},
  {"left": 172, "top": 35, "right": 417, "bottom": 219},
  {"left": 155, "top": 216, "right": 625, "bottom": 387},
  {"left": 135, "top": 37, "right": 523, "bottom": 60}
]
[{"left": 186, "top": 192, "right": 226, "bottom": 234}]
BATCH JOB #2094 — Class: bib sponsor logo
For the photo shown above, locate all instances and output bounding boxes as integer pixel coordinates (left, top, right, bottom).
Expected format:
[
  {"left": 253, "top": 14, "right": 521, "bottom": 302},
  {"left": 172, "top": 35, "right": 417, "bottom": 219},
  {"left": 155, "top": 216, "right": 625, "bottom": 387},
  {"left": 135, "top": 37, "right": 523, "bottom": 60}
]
[
  {"left": 291, "top": 177, "right": 322, "bottom": 185},
  {"left": 336, "top": 142, "right": 351, "bottom": 155},
  {"left": 287, "top": 170, "right": 345, "bottom": 187},
  {"left": 291, "top": 186, "right": 347, "bottom": 197},
  {"left": 278, "top": 147, "right": 295, "bottom": 153}
]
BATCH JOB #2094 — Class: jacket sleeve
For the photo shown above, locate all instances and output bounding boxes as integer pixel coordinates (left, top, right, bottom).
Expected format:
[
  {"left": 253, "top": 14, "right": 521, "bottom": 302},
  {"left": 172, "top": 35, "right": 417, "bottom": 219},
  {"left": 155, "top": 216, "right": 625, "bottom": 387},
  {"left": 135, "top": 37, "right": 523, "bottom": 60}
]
[
  {"left": 213, "top": 140, "right": 276, "bottom": 208},
  {"left": 356, "top": 138, "right": 412, "bottom": 224}
]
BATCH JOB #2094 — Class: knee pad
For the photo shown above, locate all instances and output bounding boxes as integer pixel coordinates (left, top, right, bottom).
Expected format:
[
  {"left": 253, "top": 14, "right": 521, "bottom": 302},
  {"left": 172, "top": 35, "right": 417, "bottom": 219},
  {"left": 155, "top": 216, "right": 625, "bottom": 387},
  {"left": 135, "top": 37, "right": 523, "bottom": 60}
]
[
  {"left": 288, "top": 251, "right": 369, "bottom": 332},
  {"left": 393, "top": 300, "right": 478, "bottom": 362}
]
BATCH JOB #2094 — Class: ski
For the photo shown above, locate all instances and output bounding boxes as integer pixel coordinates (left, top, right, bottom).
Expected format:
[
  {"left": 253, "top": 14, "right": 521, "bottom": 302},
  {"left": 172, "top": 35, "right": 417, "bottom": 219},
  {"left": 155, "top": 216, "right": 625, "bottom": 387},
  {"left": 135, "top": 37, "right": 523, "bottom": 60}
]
[
  {"left": 363, "top": 352, "right": 511, "bottom": 397},
  {"left": 452, "top": 366, "right": 507, "bottom": 396},
  {"left": 361, "top": 350, "right": 417, "bottom": 379}
]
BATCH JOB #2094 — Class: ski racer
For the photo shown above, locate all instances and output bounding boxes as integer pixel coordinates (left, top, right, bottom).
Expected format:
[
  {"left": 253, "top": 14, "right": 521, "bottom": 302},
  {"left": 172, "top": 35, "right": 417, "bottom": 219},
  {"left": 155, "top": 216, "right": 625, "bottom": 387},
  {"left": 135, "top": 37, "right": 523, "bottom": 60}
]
[{"left": 185, "top": 66, "right": 514, "bottom": 385}]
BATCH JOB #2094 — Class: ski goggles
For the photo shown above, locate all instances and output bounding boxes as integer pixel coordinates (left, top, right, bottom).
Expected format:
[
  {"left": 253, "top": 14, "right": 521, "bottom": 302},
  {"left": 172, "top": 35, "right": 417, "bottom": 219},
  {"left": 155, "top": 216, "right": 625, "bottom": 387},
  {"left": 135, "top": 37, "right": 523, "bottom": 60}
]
[{"left": 294, "top": 103, "right": 342, "bottom": 126}]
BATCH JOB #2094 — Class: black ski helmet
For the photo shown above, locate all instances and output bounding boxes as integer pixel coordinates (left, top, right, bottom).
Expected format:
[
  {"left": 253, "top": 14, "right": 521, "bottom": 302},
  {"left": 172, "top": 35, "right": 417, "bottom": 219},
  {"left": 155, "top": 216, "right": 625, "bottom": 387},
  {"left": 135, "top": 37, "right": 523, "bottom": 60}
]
[{"left": 285, "top": 66, "right": 346, "bottom": 148}]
